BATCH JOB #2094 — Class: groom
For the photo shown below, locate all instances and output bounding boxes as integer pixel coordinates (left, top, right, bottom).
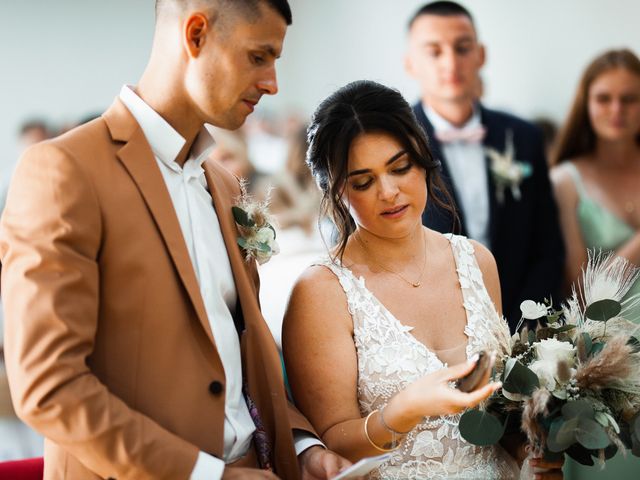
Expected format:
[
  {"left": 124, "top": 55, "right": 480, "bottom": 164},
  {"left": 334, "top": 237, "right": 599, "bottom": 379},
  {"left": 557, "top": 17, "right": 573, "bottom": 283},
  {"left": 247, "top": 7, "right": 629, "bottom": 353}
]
[
  {"left": 405, "top": 1, "right": 565, "bottom": 331},
  {"left": 0, "top": 1, "right": 349, "bottom": 478}
]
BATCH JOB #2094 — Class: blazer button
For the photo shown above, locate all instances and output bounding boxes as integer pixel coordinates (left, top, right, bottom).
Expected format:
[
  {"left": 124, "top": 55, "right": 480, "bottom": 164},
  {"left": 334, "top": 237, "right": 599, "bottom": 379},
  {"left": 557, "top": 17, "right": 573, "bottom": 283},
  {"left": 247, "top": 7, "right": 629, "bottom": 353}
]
[{"left": 209, "top": 380, "right": 224, "bottom": 395}]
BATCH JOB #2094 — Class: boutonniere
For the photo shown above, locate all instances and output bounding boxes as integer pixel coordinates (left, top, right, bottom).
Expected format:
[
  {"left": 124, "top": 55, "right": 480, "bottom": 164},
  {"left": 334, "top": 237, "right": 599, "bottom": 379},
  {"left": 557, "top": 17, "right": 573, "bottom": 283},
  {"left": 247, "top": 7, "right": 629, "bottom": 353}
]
[
  {"left": 232, "top": 184, "right": 279, "bottom": 265},
  {"left": 485, "top": 130, "right": 532, "bottom": 204}
]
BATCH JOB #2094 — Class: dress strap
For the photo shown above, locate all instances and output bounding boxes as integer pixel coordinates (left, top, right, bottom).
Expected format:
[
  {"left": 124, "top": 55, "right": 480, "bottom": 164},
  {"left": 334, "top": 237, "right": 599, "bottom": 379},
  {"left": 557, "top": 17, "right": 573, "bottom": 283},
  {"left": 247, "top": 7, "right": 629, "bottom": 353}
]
[
  {"left": 563, "top": 162, "right": 588, "bottom": 199},
  {"left": 446, "top": 234, "right": 512, "bottom": 357},
  {"left": 312, "top": 257, "right": 360, "bottom": 306}
]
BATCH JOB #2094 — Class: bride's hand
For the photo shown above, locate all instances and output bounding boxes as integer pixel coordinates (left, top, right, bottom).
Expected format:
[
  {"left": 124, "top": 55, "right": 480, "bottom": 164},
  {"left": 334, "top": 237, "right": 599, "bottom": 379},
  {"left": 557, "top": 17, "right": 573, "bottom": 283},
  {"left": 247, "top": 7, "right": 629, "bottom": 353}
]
[{"left": 383, "top": 358, "right": 502, "bottom": 431}]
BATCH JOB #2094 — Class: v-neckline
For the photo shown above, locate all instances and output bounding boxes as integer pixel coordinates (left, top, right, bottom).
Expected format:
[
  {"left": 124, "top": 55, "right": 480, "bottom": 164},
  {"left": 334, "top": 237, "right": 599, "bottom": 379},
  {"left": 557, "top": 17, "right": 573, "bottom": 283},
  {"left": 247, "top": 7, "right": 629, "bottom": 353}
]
[
  {"left": 568, "top": 162, "right": 635, "bottom": 232},
  {"left": 579, "top": 196, "right": 635, "bottom": 233},
  {"left": 343, "top": 235, "right": 471, "bottom": 368}
]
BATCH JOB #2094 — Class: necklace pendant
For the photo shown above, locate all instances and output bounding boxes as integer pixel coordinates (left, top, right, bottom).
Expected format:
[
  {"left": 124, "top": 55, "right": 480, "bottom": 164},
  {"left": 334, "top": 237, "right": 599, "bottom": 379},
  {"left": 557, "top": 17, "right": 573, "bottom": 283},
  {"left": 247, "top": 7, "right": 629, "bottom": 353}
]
[{"left": 412, "top": 282, "right": 421, "bottom": 288}]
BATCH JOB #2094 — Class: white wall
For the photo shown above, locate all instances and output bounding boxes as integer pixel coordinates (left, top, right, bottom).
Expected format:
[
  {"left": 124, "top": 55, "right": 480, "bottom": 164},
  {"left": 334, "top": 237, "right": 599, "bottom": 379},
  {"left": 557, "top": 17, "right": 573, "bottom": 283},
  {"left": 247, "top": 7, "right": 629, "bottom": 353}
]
[
  {"left": 0, "top": 0, "right": 155, "bottom": 175},
  {"left": 268, "top": 0, "right": 640, "bottom": 120},
  {"left": 2, "top": 0, "right": 640, "bottom": 176}
]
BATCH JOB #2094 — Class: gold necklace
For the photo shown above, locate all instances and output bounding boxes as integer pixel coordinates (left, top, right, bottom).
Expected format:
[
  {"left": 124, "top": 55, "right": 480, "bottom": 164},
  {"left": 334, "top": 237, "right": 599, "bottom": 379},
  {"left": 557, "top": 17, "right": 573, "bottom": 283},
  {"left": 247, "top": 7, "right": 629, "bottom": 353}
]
[{"left": 356, "top": 231, "right": 427, "bottom": 288}]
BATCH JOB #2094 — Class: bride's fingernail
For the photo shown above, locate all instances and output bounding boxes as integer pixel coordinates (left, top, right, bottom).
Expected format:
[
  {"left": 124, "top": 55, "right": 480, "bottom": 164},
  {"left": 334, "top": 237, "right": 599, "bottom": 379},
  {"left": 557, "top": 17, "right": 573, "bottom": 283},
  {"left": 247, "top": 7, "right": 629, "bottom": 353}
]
[
  {"left": 469, "top": 353, "right": 479, "bottom": 364},
  {"left": 492, "top": 382, "right": 502, "bottom": 390}
]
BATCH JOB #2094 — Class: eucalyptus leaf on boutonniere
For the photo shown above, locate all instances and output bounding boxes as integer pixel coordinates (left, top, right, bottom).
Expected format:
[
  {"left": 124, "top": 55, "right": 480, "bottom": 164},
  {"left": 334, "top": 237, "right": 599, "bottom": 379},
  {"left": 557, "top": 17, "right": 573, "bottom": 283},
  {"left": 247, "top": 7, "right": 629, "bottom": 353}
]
[
  {"left": 485, "top": 130, "right": 533, "bottom": 204},
  {"left": 232, "top": 183, "right": 279, "bottom": 265}
]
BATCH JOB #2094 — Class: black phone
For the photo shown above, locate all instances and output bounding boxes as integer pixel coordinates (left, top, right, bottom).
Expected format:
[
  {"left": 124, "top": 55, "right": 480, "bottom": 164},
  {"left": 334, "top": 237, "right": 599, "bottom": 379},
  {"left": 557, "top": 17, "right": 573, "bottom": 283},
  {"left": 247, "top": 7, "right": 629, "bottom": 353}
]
[{"left": 456, "top": 351, "right": 494, "bottom": 393}]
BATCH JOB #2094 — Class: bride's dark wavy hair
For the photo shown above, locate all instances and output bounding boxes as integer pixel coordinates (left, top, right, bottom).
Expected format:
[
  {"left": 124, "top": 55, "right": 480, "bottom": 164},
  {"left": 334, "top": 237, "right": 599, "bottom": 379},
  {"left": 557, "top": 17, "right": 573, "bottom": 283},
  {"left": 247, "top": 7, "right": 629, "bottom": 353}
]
[{"left": 306, "top": 80, "right": 456, "bottom": 261}]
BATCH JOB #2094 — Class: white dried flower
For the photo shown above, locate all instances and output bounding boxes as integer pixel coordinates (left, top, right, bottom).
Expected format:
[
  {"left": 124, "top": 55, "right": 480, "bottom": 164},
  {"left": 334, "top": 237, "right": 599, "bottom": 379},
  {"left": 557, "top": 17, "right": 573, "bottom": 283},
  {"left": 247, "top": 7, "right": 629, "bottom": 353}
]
[
  {"left": 520, "top": 300, "right": 548, "bottom": 320},
  {"left": 535, "top": 338, "right": 575, "bottom": 366}
]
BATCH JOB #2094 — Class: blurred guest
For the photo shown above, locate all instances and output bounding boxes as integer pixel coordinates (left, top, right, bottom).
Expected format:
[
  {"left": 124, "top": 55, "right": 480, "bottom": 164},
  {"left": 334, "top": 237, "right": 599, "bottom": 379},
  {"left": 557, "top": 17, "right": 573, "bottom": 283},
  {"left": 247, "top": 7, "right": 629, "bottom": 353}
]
[
  {"left": 17, "top": 119, "right": 50, "bottom": 153},
  {"left": 405, "top": 1, "right": 565, "bottom": 330},
  {"left": 533, "top": 116, "right": 559, "bottom": 160},
  {"left": 551, "top": 49, "right": 640, "bottom": 311},
  {"left": 257, "top": 125, "right": 325, "bottom": 348},
  {"left": 243, "top": 113, "right": 288, "bottom": 175},
  {"left": 209, "top": 127, "right": 261, "bottom": 190},
  {"left": 266, "top": 125, "right": 321, "bottom": 233}
]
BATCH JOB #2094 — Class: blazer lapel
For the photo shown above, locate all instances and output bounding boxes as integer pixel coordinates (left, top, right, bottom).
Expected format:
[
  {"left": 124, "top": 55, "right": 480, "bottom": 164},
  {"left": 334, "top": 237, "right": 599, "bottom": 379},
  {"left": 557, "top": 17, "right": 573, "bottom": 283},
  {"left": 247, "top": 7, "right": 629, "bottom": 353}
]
[
  {"left": 202, "top": 161, "right": 259, "bottom": 329},
  {"left": 103, "top": 99, "right": 218, "bottom": 349},
  {"left": 480, "top": 105, "right": 502, "bottom": 247},
  {"left": 413, "top": 103, "right": 467, "bottom": 233}
]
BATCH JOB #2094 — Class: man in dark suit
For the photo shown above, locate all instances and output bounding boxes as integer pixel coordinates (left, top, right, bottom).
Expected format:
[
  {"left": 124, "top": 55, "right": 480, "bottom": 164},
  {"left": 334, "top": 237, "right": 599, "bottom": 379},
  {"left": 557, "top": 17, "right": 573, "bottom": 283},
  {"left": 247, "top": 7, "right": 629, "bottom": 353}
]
[{"left": 405, "top": 1, "right": 565, "bottom": 331}]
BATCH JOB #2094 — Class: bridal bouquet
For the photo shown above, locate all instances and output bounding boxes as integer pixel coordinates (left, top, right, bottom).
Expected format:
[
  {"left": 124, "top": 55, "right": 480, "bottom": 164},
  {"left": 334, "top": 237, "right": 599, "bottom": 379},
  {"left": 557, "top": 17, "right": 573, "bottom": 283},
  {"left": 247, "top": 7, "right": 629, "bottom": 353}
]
[{"left": 459, "top": 252, "right": 640, "bottom": 472}]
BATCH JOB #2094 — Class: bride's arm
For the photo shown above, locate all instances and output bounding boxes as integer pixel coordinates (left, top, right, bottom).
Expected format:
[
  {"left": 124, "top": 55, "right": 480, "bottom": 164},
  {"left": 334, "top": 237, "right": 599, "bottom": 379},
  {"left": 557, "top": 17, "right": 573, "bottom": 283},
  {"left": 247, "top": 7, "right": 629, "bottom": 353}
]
[{"left": 283, "top": 265, "right": 498, "bottom": 462}]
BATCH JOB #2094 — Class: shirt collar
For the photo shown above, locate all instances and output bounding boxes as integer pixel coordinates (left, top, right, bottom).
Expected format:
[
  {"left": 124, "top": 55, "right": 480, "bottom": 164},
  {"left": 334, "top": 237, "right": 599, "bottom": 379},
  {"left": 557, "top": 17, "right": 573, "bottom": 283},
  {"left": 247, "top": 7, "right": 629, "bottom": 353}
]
[
  {"left": 423, "top": 103, "right": 482, "bottom": 133},
  {"left": 119, "top": 85, "right": 215, "bottom": 169}
]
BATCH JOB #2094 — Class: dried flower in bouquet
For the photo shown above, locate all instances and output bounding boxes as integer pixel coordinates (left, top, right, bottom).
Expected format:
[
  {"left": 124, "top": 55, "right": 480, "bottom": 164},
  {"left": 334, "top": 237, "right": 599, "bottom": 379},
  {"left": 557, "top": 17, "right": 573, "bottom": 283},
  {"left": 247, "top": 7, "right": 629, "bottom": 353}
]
[{"left": 458, "top": 250, "right": 640, "bottom": 472}]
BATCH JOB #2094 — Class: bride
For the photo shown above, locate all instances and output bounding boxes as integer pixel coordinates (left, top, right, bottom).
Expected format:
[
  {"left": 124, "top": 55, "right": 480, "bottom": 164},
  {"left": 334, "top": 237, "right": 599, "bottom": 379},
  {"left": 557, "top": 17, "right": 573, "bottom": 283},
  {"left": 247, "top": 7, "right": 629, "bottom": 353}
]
[{"left": 282, "top": 81, "right": 563, "bottom": 479}]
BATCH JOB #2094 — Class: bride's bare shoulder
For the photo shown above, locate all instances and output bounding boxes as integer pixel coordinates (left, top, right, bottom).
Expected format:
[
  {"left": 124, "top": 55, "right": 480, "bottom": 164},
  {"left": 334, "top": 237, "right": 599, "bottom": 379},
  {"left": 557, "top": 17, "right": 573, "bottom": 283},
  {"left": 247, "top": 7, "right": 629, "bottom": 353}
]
[
  {"left": 295, "top": 263, "right": 340, "bottom": 291},
  {"left": 287, "top": 263, "right": 348, "bottom": 313}
]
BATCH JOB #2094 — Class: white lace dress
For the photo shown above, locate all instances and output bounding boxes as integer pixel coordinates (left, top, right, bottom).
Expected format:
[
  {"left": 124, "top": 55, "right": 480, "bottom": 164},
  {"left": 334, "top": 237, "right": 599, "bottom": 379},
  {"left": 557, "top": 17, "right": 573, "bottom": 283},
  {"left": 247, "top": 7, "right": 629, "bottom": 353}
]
[{"left": 318, "top": 234, "right": 520, "bottom": 479}]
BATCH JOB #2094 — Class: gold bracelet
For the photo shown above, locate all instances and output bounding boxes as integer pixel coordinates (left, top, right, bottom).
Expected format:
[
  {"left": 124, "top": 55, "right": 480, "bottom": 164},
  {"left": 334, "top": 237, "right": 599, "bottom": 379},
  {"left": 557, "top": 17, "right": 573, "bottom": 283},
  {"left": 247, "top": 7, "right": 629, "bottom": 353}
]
[{"left": 363, "top": 410, "right": 398, "bottom": 452}]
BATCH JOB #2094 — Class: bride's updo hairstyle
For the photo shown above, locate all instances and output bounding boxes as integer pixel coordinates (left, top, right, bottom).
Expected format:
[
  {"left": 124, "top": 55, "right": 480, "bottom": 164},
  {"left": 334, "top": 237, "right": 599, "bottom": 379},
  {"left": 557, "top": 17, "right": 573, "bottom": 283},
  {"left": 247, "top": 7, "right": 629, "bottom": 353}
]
[{"left": 306, "top": 80, "right": 455, "bottom": 260}]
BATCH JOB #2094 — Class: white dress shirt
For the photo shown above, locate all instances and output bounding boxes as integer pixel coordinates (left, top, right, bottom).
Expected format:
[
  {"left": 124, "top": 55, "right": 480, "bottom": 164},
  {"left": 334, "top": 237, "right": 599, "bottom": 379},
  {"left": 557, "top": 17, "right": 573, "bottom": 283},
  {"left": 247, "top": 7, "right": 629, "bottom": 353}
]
[
  {"left": 120, "top": 86, "right": 256, "bottom": 479},
  {"left": 119, "top": 86, "right": 320, "bottom": 478},
  {"left": 424, "top": 105, "right": 491, "bottom": 248}
]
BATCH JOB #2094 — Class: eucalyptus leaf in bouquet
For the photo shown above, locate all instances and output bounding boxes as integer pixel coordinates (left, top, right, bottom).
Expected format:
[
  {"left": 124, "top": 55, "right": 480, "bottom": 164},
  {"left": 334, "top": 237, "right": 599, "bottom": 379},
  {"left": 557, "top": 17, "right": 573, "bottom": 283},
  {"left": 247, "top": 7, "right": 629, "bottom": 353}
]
[{"left": 459, "top": 251, "right": 640, "bottom": 474}]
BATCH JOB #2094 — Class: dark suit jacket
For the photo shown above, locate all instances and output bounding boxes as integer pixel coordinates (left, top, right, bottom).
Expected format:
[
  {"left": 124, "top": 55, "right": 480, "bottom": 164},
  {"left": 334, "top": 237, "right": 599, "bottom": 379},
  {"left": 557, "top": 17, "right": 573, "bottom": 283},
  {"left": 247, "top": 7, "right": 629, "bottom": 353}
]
[{"left": 413, "top": 102, "right": 565, "bottom": 331}]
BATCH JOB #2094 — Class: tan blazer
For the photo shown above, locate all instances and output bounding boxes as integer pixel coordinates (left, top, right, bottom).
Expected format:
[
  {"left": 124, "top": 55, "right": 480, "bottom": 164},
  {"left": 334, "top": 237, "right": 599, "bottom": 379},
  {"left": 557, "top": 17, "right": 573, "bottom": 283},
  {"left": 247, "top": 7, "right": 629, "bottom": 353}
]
[{"left": 0, "top": 99, "right": 313, "bottom": 479}]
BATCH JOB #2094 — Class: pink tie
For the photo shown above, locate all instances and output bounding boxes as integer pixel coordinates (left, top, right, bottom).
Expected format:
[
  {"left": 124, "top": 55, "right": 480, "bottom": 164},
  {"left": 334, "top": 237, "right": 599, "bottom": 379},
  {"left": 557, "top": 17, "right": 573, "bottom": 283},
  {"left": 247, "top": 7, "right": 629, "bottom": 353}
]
[{"left": 435, "top": 126, "right": 486, "bottom": 144}]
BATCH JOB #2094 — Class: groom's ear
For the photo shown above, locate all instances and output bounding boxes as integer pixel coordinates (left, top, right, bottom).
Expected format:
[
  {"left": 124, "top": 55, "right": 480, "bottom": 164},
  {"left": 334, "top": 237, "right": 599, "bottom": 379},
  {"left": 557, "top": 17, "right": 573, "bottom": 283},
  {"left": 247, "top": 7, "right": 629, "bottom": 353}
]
[
  {"left": 477, "top": 43, "right": 486, "bottom": 69},
  {"left": 404, "top": 52, "right": 415, "bottom": 79},
  {"left": 183, "top": 12, "right": 210, "bottom": 58}
]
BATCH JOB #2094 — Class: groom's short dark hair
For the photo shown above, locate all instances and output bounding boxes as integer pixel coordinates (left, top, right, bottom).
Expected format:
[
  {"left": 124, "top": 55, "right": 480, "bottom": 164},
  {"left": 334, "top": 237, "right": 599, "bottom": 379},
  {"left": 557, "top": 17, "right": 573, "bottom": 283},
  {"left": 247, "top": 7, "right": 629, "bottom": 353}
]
[
  {"left": 408, "top": 1, "right": 474, "bottom": 30},
  {"left": 156, "top": 0, "right": 292, "bottom": 25}
]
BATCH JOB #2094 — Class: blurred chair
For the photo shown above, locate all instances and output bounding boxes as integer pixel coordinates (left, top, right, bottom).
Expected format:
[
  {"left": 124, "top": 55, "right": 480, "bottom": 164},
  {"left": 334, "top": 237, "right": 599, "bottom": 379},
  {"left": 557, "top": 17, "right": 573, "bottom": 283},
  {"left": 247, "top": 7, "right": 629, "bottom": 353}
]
[{"left": 0, "top": 457, "right": 43, "bottom": 479}]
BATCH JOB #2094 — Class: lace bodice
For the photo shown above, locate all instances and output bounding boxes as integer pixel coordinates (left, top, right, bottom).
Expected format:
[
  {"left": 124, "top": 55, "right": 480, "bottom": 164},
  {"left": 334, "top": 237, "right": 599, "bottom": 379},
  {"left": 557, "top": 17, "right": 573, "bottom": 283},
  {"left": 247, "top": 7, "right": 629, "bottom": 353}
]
[{"left": 318, "top": 234, "right": 519, "bottom": 479}]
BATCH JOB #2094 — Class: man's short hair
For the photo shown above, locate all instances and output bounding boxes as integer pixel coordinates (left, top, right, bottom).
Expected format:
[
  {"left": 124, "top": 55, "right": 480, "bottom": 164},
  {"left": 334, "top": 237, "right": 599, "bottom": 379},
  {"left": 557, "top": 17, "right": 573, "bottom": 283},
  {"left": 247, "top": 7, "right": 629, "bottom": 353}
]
[
  {"left": 156, "top": 0, "right": 292, "bottom": 26},
  {"left": 408, "top": 1, "right": 474, "bottom": 30}
]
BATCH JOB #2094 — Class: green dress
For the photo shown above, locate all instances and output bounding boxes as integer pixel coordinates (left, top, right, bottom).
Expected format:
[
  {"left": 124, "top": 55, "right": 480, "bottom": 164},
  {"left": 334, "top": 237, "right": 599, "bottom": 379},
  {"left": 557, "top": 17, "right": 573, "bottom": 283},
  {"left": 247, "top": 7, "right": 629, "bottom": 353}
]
[{"left": 563, "top": 162, "right": 640, "bottom": 478}]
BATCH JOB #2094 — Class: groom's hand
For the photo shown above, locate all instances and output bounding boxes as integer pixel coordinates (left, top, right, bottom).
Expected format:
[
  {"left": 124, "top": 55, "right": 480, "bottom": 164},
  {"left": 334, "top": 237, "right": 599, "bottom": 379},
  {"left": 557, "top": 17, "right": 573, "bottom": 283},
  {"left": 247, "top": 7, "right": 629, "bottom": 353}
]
[
  {"left": 529, "top": 456, "right": 564, "bottom": 480},
  {"left": 298, "top": 446, "right": 354, "bottom": 480}
]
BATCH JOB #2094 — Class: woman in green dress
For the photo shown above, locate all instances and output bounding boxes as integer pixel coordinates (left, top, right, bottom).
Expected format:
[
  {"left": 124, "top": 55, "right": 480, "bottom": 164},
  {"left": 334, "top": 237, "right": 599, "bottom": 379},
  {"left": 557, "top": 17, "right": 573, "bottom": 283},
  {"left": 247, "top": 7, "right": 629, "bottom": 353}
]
[
  {"left": 550, "top": 48, "right": 640, "bottom": 478},
  {"left": 551, "top": 48, "right": 640, "bottom": 313}
]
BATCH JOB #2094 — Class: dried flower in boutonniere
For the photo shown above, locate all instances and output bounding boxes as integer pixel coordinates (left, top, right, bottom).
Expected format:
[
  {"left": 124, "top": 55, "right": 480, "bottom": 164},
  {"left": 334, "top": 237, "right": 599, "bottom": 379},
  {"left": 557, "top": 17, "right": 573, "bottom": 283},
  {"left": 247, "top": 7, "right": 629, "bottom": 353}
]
[
  {"left": 232, "top": 183, "right": 279, "bottom": 265},
  {"left": 485, "top": 129, "right": 533, "bottom": 204}
]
